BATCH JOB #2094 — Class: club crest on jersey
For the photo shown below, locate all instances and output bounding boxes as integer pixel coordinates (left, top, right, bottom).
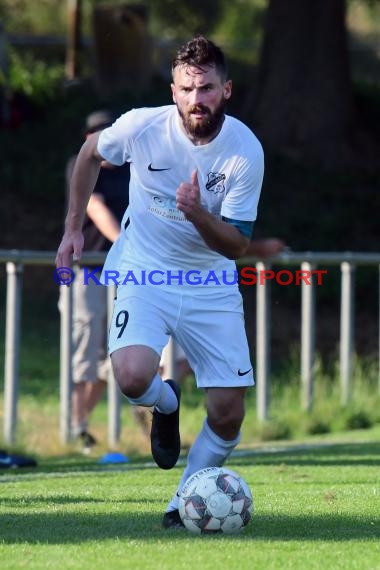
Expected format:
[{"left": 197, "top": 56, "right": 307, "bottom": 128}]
[{"left": 206, "top": 171, "right": 226, "bottom": 194}]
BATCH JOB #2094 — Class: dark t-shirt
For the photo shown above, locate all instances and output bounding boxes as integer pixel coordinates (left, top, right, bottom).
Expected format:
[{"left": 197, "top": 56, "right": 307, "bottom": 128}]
[{"left": 65, "top": 156, "right": 130, "bottom": 253}]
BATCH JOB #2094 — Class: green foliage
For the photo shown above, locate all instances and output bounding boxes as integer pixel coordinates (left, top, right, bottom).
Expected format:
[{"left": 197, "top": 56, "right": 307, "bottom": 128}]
[
  {"left": 243, "top": 350, "right": 380, "bottom": 448},
  {"left": 305, "top": 417, "right": 331, "bottom": 435},
  {"left": 213, "top": 0, "right": 267, "bottom": 45},
  {"left": 147, "top": 0, "right": 223, "bottom": 38},
  {"left": 256, "top": 418, "right": 292, "bottom": 441},
  {"left": 8, "top": 49, "right": 64, "bottom": 104},
  {"left": 145, "top": 0, "right": 267, "bottom": 56},
  {"left": 344, "top": 410, "right": 373, "bottom": 430},
  {"left": 0, "top": 0, "right": 67, "bottom": 35},
  {"left": 0, "top": 0, "right": 117, "bottom": 36}
]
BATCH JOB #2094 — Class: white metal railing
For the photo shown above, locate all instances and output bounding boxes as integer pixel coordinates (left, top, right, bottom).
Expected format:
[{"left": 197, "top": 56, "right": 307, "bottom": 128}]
[{"left": 1, "top": 249, "right": 379, "bottom": 446}]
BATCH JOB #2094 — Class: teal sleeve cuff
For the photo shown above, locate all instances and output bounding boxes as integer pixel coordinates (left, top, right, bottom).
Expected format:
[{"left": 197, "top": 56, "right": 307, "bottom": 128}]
[{"left": 222, "top": 217, "right": 254, "bottom": 238}]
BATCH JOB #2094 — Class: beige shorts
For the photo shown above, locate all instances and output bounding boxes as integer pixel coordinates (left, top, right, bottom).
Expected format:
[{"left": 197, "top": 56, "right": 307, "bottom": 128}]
[{"left": 60, "top": 268, "right": 110, "bottom": 383}]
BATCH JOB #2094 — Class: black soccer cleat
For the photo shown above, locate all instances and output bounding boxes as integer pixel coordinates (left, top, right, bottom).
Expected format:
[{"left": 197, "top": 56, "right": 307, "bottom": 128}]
[
  {"left": 79, "top": 431, "right": 97, "bottom": 454},
  {"left": 162, "top": 509, "right": 184, "bottom": 529},
  {"left": 79, "top": 431, "right": 97, "bottom": 446},
  {"left": 151, "top": 379, "right": 181, "bottom": 470}
]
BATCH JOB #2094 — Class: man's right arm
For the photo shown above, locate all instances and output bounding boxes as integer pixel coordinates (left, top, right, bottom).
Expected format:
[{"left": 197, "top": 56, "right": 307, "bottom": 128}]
[{"left": 55, "top": 132, "right": 103, "bottom": 268}]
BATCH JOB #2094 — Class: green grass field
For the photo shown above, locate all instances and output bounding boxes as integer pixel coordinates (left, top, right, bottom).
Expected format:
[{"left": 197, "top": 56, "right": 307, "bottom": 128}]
[
  {"left": 1, "top": 293, "right": 380, "bottom": 568},
  {"left": 1, "top": 430, "right": 379, "bottom": 570}
]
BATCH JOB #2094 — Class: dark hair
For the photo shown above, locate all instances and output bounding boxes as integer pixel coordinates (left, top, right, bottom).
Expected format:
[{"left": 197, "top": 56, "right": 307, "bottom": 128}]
[{"left": 171, "top": 35, "right": 228, "bottom": 81}]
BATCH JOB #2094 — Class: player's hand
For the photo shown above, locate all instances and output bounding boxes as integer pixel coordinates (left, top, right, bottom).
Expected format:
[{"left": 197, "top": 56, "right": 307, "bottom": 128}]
[
  {"left": 176, "top": 170, "right": 202, "bottom": 221},
  {"left": 55, "top": 230, "right": 84, "bottom": 271}
]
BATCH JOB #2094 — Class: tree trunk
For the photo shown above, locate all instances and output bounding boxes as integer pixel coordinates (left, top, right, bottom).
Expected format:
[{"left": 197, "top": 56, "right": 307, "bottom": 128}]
[
  {"left": 65, "top": 0, "right": 83, "bottom": 80},
  {"left": 248, "top": 0, "right": 355, "bottom": 160}
]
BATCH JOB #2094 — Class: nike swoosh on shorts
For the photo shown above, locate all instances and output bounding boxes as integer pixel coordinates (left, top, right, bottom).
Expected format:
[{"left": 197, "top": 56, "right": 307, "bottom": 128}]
[{"left": 238, "top": 368, "right": 252, "bottom": 376}]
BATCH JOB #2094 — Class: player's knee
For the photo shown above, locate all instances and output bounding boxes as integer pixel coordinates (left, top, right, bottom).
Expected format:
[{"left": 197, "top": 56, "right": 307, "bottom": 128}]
[
  {"left": 111, "top": 346, "right": 159, "bottom": 398},
  {"left": 111, "top": 357, "right": 150, "bottom": 398},
  {"left": 115, "top": 370, "right": 148, "bottom": 398}
]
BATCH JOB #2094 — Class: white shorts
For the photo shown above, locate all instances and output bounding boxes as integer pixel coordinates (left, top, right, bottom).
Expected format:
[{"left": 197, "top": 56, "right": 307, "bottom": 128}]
[
  {"left": 108, "top": 286, "right": 254, "bottom": 389},
  {"left": 160, "top": 339, "right": 187, "bottom": 368}
]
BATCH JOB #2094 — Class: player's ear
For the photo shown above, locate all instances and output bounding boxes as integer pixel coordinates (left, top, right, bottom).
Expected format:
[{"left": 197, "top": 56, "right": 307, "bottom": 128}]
[
  {"left": 224, "top": 79, "right": 232, "bottom": 100},
  {"left": 171, "top": 83, "right": 176, "bottom": 104}
]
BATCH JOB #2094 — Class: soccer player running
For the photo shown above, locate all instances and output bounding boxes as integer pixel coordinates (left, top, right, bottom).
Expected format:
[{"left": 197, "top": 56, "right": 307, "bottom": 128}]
[{"left": 56, "top": 35, "right": 264, "bottom": 529}]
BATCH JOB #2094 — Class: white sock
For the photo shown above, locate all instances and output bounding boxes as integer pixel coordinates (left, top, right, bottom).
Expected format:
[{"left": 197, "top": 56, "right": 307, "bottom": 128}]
[
  {"left": 166, "top": 418, "right": 241, "bottom": 512},
  {"left": 127, "top": 374, "right": 178, "bottom": 414},
  {"left": 71, "top": 422, "right": 88, "bottom": 437},
  {"left": 155, "top": 381, "right": 178, "bottom": 414},
  {"left": 127, "top": 374, "right": 162, "bottom": 407}
]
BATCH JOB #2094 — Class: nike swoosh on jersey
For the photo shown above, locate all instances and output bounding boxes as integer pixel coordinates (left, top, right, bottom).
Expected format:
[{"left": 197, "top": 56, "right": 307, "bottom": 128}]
[
  {"left": 148, "top": 163, "right": 171, "bottom": 172},
  {"left": 238, "top": 368, "right": 252, "bottom": 376}
]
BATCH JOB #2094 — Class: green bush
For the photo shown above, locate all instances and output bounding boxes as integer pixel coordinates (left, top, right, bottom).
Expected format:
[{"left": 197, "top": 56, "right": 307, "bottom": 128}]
[
  {"left": 256, "top": 418, "right": 292, "bottom": 441},
  {"left": 344, "top": 410, "right": 373, "bottom": 430},
  {"left": 305, "top": 417, "right": 331, "bottom": 435},
  {"left": 9, "top": 50, "right": 65, "bottom": 105}
]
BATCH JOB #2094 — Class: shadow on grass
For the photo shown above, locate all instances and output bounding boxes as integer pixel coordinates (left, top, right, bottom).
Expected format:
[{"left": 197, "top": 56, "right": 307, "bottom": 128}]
[
  {"left": 1, "top": 440, "right": 379, "bottom": 477},
  {"left": 232, "top": 441, "right": 380, "bottom": 467},
  {"left": 0, "top": 495, "right": 163, "bottom": 507},
  {"left": 0, "top": 512, "right": 379, "bottom": 543}
]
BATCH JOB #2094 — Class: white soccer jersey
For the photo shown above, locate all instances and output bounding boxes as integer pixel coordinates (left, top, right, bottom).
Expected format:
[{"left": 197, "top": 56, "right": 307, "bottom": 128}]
[{"left": 98, "top": 105, "right": 264, "bottom": 292}]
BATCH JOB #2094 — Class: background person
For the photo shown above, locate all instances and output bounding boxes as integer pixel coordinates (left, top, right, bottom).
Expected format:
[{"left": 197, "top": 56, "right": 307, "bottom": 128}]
[{"left": 61, "top": 110, "right": 130, "bottom": 452}]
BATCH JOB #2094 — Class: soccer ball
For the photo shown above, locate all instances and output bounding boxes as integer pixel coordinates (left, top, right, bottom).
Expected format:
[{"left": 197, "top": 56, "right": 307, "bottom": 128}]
[{"left": 178, "top": 466, "right": 253, "bottom": 534}]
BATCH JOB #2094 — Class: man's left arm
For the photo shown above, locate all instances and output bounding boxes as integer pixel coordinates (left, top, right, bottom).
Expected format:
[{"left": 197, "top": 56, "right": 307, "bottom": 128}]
[{"left": 176, "top": 170, "right": 250, "bottom": 260}]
